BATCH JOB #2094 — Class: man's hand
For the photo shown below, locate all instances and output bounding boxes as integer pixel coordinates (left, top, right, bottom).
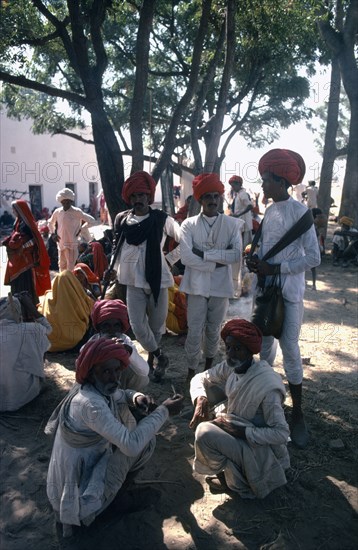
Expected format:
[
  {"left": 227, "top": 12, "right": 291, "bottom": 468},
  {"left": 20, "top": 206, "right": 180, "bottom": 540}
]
[
  {"left": 246, "top": 258, "right": 277, "bottom": 276},
  {"left": 189, "top": 396, "right": 209, "bottom": 430},
  {"left": 51, "top": 234, "right": 60, "bottom": 243},
  {"left": 103, "top": 269, "right": 116, "bottom": 283},
  {"left": 211, "top": 417, "right": 246, "bottom": 439},
  {"left": 162, "top": 394, "right": 184, "bottom": 416},
  {"left": 192, "top": 247, "right": 204, "bottom": 258},
  {"left": 134, "top": 394, "right": 157, "bottom": 414}
]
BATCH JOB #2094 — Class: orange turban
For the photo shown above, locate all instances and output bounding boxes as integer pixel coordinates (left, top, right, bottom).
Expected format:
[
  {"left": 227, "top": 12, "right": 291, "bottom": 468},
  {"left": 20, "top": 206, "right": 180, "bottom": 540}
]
[
  {"left": 75, "top": 337, "right": 130, "bottom": 384},
  {"left": 122, "top": 171, "right": 156, "bottom": 205},
  {"left": 73, "top": 263, "right": 99, "bottom": 284},
  {"left": 229, "top": 175, "right": 243, "bottom": 185},
  {"left": 192, "top": 173, "right": 225, "bottom": 201},
  {"left": 258, "top": 149, "right": 305, "bottom": 186},
  {"left": 221, "top": 319, "right": 262, "bottom": 355},
  {"left": 91, "top": 299, "right": 130, "bottom": 333}
]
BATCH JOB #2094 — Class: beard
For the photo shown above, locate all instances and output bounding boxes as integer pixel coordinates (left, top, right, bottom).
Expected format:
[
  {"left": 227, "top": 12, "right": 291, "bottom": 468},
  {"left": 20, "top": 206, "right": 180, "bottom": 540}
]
[{"left": 92, "top": 375, "right": 119, "bottom": 396}]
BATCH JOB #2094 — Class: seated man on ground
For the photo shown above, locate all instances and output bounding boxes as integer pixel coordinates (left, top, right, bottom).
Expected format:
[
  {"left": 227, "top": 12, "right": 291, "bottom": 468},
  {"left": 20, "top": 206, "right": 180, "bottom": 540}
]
[
  {"left": 45, "top": 337, "right": 183, "bottom": 537},
  {"left": 189, "top": 318, "right": 290, "bottom": 499},
  {"left": 332, "top": 216, "right": 358, "bottom": 267},
  {"left": 89, "top": 299, "right": 150, "bottom": 391},
  {"left": 0, "top": 292, "right": 52, "bottom": 411},
  {"left": 38, "top": 270, "right": 95, "bottom": 352}
]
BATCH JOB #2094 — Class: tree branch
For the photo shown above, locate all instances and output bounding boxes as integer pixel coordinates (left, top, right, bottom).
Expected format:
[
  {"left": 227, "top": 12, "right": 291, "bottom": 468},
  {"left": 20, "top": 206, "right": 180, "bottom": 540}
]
[{"left": 0, "top": 70, "right": 88, "bottom": 107}]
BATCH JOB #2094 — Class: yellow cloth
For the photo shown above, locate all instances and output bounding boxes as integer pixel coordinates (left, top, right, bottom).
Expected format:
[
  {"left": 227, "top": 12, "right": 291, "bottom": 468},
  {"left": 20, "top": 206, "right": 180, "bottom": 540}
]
[
  {"left": 39, "top": 270, "right": 94, "bottom": 352},
  {"left": 166, "top": 284, "right": 187, "bottom": 334}
]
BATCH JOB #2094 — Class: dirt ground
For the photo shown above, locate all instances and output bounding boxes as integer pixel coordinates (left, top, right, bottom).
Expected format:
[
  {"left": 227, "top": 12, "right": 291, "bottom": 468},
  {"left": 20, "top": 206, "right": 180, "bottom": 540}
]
[{"left": 1, "top": 225, "right": 357, "bottom": 550}]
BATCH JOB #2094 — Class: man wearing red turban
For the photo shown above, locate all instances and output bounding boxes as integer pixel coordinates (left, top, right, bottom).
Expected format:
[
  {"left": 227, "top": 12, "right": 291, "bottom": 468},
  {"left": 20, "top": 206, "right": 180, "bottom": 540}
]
[
  {"left": 109, "top": 171, "right": 181, "bottom": 382},
  {"left": 46, "top": 337, "right": 184, "bottom": 535},
  {"left": 188, "top": 318, "right": 290, "bottom": 499},
  {"left": 88, "top": 299, "right": 150, "bottom": 391},
  {"left": 246, "top": 149, "right": 321, "bottom": 449},
  {"left": 179, "top": 173, "right": 242, "bottom": 381}
]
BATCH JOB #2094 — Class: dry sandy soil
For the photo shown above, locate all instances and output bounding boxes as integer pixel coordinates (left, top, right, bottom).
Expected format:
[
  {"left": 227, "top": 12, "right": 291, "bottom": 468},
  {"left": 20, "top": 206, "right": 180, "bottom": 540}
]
[{"left": 1, "top": 226, "right": 357, "bottom": 550}]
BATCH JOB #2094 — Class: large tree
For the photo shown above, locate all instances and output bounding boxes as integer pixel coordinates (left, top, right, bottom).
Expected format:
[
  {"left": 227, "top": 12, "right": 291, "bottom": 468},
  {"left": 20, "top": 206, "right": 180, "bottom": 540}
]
[
  {"left": 317, "top": 0, "right": 358, "bottom": 223},
  {"left": 1, "top": 0, "right": 319, "bottom": 219}
]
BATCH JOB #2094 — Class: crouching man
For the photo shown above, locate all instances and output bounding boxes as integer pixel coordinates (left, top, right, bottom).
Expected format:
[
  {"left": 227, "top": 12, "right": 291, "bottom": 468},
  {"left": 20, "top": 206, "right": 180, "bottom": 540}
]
[
  {"left": 189, "top": 319, "right": 290, "bottom": 499},
  {"left": 45, "top": 337, "right": 183, "bottom": 536}
]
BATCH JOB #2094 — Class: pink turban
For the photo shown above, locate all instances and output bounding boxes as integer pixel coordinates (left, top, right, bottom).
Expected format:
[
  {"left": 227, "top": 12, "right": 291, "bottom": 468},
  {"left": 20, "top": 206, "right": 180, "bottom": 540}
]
[
  {"left": 75, "top": 337, "right": 130, "bottom": 384},
  {"left": 258, "top": 149, "right": 306, "bottom": 186},
  {"left": 229, "top": 175, "right": 243, "bottom": 185},
  {"left": 122, "top": 171, "right": 156, "bottom": 205},
  {"left": 91, "top": 299, "right": 130, "bottom": 333},
  {"left": 192, "top": 173, "right": 225, "bottom": 201},
  {"left": 221, "top": 319, "right": 263, "bottom": 355}
]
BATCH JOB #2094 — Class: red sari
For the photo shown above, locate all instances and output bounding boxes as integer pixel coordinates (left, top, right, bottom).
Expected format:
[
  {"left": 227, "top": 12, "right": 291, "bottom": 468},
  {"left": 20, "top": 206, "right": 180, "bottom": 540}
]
[{"left": 3, "top": 200, "right": 51, "bottom": 298}]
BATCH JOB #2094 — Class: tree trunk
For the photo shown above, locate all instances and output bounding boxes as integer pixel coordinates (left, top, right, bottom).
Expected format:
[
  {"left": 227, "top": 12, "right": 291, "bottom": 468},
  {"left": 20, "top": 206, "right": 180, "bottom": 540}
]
[
  {"left": 91, "top": 106, "right": 126, "bottom": 222},
  {"left": 318, "top": 57, "right": 341, "bottom": 221},
  {"left": 339, "top": 98, "right": 358, "bottom": 224},
  {"left": 130, "top": 0, "right": 156, "bottom": 173}
]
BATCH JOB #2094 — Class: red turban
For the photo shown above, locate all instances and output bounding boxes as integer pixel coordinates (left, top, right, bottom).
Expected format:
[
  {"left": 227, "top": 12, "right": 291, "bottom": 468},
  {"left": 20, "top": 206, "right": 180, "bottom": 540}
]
[
  {"left": 91, "top": 299, "right": 130, "bottom": 333},
  {"left": 229, "top": 175, "right": 243, "bottom": 185},
  {"left": 192, "top": 173, "right": 225, "bottom": 201},
  {"left": 122, "top": 171, "right": 156, "bottom": 205},
  {"left": 221, "top": 319, "right": 263, "bottom": 355},
  {"left": 76, "top": 337, "right": 130, "bottom": 384},
  {"left": 258, "top": 149, "right": 305, "bottom": 186},
  {"left": 73, "top": 263, "right": 99, "bottom": 284}
]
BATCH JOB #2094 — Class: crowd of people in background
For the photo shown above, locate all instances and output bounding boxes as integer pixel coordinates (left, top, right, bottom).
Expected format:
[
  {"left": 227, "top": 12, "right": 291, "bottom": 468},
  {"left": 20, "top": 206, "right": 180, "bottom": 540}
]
[{"left": 0, "top": 149, "right": 356, "bottom": 539}]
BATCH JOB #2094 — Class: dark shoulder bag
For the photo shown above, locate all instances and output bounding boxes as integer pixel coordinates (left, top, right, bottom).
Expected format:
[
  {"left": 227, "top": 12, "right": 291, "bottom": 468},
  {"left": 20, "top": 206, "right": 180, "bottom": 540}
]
[{"left": 249, "top": 210, "right": 313, "bottom": 339}]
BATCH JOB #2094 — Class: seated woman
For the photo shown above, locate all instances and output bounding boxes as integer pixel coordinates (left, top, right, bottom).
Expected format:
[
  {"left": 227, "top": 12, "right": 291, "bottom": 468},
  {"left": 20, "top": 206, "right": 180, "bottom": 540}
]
[
  {"left": 38, "top": 270, "right": 95, "bottom": 352},
  {"left": 76, "top": 240, "right": 109, "bottom": 281},
  {"left": 0, "top": 292, "right": 52, "bottom": 411},
  {"left": 89, "top": 299, "right": 149, "bottom": 391},
  {"left": 72, "top": 262, "right": 101, "bottom": 300}
]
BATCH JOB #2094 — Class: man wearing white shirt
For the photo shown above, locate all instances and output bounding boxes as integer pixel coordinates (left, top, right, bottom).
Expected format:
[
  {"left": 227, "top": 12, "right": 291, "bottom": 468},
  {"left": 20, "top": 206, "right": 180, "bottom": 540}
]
[
  {"left": 180, "top": 173, "right": 242, "bottom": 382},
  {"left": 111, "top": 171, "right": 181, "bottom": 382},
  {"left": 247, "top": 149, "right": 321, "bottom": 449},
  {"left": 49, "top": 188, "right": 97, "bottom": 271}
]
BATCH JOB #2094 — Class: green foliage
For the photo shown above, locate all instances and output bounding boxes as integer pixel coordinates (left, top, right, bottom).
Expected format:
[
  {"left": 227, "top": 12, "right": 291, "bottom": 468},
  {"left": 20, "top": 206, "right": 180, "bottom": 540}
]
[{"left": 0, "top": 0, "right": 321, "bottom": 168}]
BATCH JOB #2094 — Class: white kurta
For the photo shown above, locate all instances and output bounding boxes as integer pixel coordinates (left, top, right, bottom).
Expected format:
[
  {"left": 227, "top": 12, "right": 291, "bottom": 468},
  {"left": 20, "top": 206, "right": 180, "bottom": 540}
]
[
  {"left": 48, "top": 206, "right": 96, "bottom": 250},
  {"left": 258, "top": 197, "right": 321, "bottom": 302},
  {"left": 179, "top": 213, "right": 242, "bottom": 298},
  {"left": 116, "top": 214, "right": 181, "bottom": 290},
  {"left": 46, "top": 384, "right": 169, "bottom": 526},
  {"left": 231, "top": 188, "right": 253, "bottom": 233},
  {"left": 0, "top": 317, "right": 51, "bottom": 411},
  {"left": 190, "top": 360, "right": 290, "bottom": 499}
]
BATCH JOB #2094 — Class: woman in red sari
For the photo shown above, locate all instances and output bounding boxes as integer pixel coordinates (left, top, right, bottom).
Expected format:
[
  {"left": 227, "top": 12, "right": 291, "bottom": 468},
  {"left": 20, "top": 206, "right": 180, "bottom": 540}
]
[{"left": 2, "top": 200, "right": 51, "bottom": 305}]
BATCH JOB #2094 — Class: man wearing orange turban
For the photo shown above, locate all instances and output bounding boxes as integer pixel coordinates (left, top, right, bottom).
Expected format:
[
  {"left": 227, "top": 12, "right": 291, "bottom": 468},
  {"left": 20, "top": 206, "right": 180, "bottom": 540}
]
[
  {"left": 189, "top": 318, "right": 290, "bottom": 499},
  {"left": 179, "top": 173, "right": 242, "bottom": 381},
  {"left": 110, "top": 171, "right": 181, "bottom": 382},
  {"left": 46, "top": 337, "right": 184, "bottom": 535},
  {"left": 246, "top": 149, "right": 321, "bottom": 449},
  {"left": 88, "top": 299, "right": 150, "bottom": 391}
]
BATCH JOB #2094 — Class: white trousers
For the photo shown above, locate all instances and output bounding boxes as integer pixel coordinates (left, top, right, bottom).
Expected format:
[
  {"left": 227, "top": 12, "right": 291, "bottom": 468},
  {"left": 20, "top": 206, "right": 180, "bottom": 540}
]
[
  {"left": 185, "top": 295, "right": 228, "bottom": 371},
  {"left": 58, "top": 247, "right": 78, "bottom": 272},
  {"left": 260, "top": 299, "right": 304, "bottom": 385},
  {"left": 126, "top": 286, "right": 168, "bottom": 353}
]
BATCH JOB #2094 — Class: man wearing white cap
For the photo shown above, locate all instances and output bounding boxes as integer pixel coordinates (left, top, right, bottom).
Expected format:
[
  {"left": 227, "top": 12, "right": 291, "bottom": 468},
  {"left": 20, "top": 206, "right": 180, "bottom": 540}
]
[{"left": 48, "top": 188, "right": 97, "bottom": 271}]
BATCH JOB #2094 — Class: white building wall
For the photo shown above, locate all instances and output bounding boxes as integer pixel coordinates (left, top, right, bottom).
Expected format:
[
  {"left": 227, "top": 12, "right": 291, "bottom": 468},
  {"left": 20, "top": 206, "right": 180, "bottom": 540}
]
[{"left": 0, "top": 110, "right": 100, "bottom": 215}]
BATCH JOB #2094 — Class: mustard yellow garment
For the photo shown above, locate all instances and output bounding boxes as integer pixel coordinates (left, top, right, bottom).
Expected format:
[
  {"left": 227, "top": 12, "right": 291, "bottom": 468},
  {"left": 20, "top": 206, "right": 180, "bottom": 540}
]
[{"left": 39, "top": 270, "right": 94, "bottom": 352}]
